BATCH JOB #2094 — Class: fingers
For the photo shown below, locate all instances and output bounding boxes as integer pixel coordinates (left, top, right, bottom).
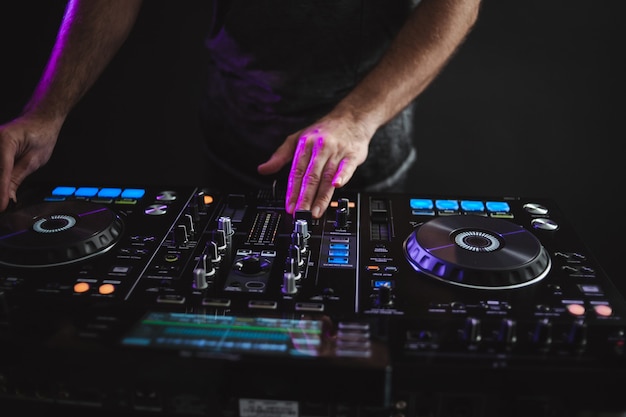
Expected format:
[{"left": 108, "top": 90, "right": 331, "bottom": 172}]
[
  {"left": 332, "top": 156, "right": 357, "bottom": 189},
  {"left": 285, "top": 134, "right": 311, "bottom": 214},
  {"left": 261, "top": 120, "right": 367, "bottom": 219},
  {"left": 258, "top": 130, "right": 347, "bottom": 219},
  {"left": 0, "top": 119, "right": 58, "bottom": 211},
  {"left": 286, "top": 132, "right": 355, "bottom": 219},
  {"left": 0, "top": 139, "right": 17, "bottom": 212},
  {"left": 299, "top": 136, "right": 338, "bottom": 218}
]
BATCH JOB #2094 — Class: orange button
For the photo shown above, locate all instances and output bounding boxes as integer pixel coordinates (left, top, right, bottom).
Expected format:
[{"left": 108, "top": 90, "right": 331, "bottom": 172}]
[
  {"left": 594, "top": 304, "right": 613, "bottom": 317},
  {"left": 566, "top": 303, "right": 585, "bottom": 316},
  {"left": 99, "top": 283, "right": 115, "bottom": 295},
  {"left": 330, "top": 200, "right": 356, "bottom": 208},
  {"left": 73, "top": 282, "right": 90, "bottom": 293}
]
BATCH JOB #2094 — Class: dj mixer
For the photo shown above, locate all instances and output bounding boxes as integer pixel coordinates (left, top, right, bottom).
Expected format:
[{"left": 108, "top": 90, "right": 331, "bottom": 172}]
[{"left": 0, "top": 183, "right": 624, "bottom": 416}]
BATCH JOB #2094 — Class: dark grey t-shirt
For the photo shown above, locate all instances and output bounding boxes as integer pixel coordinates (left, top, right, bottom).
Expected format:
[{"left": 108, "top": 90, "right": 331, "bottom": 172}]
[{"left": 201, "top": 0, "right": 420, "bottom": 190}]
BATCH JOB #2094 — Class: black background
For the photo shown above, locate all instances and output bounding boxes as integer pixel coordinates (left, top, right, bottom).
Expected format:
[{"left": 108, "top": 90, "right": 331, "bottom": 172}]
[{"left": 1, "top": 1, "right": 624, "bottom": 296}]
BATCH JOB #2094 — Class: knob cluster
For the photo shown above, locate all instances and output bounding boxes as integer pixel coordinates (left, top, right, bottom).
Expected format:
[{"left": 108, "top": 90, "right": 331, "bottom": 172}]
[
  {"left": 282, "top": 214, "right": 311, "bottom": 294},
  {"left": 193, "top": 216, "right": 234, "bottom": 290},
  {"left": 449, "top": 317, "right": 590, "bottom": 353}
]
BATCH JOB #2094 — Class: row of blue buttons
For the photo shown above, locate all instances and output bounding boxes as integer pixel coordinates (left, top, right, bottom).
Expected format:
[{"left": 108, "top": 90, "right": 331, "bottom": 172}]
[
  {"left": 51, "top": 186, "right": 146, "bottom": 200},
  {"left": 409, "top": 199, "right": 511, "bottom": 213}
]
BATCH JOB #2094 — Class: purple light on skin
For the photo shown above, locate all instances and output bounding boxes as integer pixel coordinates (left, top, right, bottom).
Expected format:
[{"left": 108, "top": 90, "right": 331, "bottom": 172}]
[
  {"left": 311, "top": 135, "right": 325, "bottom": 158},
  {"left": 27, "top": 1, "right": 77, "bottom": 105}
]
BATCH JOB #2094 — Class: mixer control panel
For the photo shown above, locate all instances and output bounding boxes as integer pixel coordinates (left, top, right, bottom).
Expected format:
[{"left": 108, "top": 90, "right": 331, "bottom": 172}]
[{"left": 0, "top": 183, "right": 624, "bottom": 416}]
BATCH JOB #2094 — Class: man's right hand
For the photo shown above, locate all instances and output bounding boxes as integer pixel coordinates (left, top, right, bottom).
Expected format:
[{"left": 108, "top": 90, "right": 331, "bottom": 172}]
[{"left": 0, "top": 115, "right": 61, "bottom": 211}]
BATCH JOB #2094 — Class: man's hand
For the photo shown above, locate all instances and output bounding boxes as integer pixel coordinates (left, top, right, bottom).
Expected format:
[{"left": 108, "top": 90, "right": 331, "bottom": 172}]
[
  {"left": 0, "top": 116, "right": 60, "bottom": 211},
  {"left": 257, "top": 113, "right": 371, "bottom": 219}
]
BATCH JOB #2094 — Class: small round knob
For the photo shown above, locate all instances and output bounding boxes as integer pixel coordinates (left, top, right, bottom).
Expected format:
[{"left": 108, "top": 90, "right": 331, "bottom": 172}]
[
  {"left": 335, "top": 207, "right": 348, "bottom": 228},
  {"left": 282, "top": 272, "right": 298, "bottom": 294},
  {"left": 461, "top": 317, "right": 482, "bottom": 344},
  {"left": 497, "top": 318, "right": 517, "bottom": 346},
  {"left": 567, "top": 319, "right": 588, "bottom": 349},
  {"left": 193, "top": 268, "right": 208, "bottom": 290},
  {"left": 374, "top": 285, "right": 394, "bottom": 307},
  {"left": 234, "top": 255, "right": 270, "bottom": 275},
  {"left": 532, "top": 318, "right": 553, "bottom": 348},
  {"left": 218, "top": 216, "right": 233, "bottom": 236}
]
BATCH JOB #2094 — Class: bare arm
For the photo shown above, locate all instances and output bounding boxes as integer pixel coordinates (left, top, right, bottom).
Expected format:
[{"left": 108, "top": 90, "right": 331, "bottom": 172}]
[
  {"left": 259, "top": 0, "right": 482, "bottom": 218},
  {"left": 0, "top": 0, "right": 143, "bottom": 210},
  {"left": 334, "top": 0, "right": 481, "bottom": 140},
  {"left": 24, "top": 0, "right": 144, "bottom": 127}
]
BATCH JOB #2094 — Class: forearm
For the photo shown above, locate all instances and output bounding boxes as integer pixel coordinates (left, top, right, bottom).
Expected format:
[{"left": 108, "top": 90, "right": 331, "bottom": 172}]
[
  {"left": 23, "top": 0, "right": 143, "bottom": 126},
  {"left": 334, "top": 0, "right": 481, "bottom": 135}
]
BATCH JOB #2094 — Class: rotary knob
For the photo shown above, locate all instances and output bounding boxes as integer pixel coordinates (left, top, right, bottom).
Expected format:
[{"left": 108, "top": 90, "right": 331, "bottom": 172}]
[
  {"left": 532, "top": 318, "right": 553, "bottom": 349},
  {"left": 567, "top": 319, "right": 588, "bottom": 350},
  {"left": 335, "top": 207, "right": 348, "bottom": 229},
  {"left": 461, "top": 317, "right": 482, "bottom": 345},
  {"left": 373, "top": 284, "right": 394, "bottom": 308},
  {"left": 234, "top": 255, "right": 271, "bottom": 275},
  {"left": 496, "top": 318, "right": 517, "bottom": 347},
  {"left": 282, "top": 272, "right": 298, "bottom": 295}
]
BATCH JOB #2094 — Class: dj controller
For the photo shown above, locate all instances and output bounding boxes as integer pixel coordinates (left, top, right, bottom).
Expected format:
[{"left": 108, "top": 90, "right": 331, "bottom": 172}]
[{"left": 0, "top": 182, "right": 625, "bottom": 416}]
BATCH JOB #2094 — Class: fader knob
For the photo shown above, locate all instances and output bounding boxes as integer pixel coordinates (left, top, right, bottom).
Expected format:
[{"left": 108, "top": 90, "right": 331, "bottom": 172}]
[
  {"left": 291, "top": 231, "right": 304, "bottom": 251},
  {"left": 532, "top": 318, "right": 553, "bottom": 348},
  {"left": 295, "top": 219, "right": 309, "bottom": 240},
  {"left": 193, "top": 268, "right": 208, "bottom": 290},
  {"left": 206, "top": 241, "right": 221, "bottom": 264},
  {"left": 234, "top": 255, "right": 270, "bottom": 275},
  {"left": 497, "top": 318, "right": 517, "bottom": 346},
  {"left": 284, "top": 256, "right": 301, "bottom": 281},
  {"left": 286, "top": 246, "right": 302, "bottom": 280},
  {"left": 212, "top": 229, "right": 227, "bottom": 250},
  {"left": 567, "top": 319, "right": 588, "bottom": 349},
  {"left": 183, "top": 214, "right": 195, "bottom": 237},
  {"left": 335, "top": 207, "right": 348, "bottom": 229},
  {"left": 282, "top": 272, "right": 298, "bottom": 295},
  {"left": 289, "top": 244, "right": 303, "bottom": 267},
  {"left": 294, "top": 209, "right": 312, "bottom": 226},
  {"left": 199, "top": 253, "right": 216, "bottom": 278},
  {"left": 294, "top": 219, "right": 309, "bottom": 251},
  {"left": 461, "top": 317, "right": 482, "bottom": 344},
  {"left": 218, "top": 216, "right": 233, "bottom": 237},
  {"left": 374, "top": 284, "right": 394, "bottom": 307},
  {"left": 338, "top": 197, "right": 350, "bottom": 216}
]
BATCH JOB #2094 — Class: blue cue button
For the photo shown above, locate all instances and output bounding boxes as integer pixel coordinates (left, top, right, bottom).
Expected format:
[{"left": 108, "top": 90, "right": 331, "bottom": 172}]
[
  {"left": 435, "top": 199, "right": 459, "bottom": 210},
  {"left": 121, "top": 188, "right": 146, "bottom": 199},
  {"left": 74, "top": 187, "right": 99, "bottom": 197},
  {"left": 410, "top": 198, "right": 434, "bottom": 210},
  {"left": 98, "top": 188, "right": 122, "bottom": 198},
  {"left": 460, "top": 200, "right": 485, "bottom": 212},
  {"left": 51, "top": 186, "right": 76, "bottom": 196},
  {"left": 486, "top": 201, "right": 511, "bottom": 212}
]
